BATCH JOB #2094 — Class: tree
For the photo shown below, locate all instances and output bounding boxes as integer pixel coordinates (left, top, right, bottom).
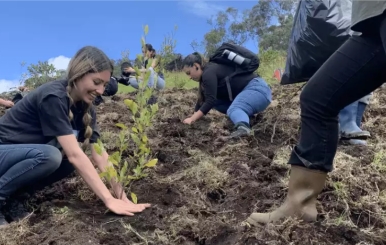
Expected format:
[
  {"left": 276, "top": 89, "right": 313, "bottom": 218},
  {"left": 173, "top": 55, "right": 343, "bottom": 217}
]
[
  {"left": 258, "top": 14, "right": 294, "bottom": 51},
  {"left": 24, "top": 61, "right": 60, "bottom": 89},
  {"left": 193, "top": 0, "right": 299, "bottom": 55},
  {"left": 157, "top": 25, "right": 179, "bottom": 73},
  {"left": 246, "top": 0, "right": 298, "bottom": 51},
  {"left": 191, "top": 7, "right": 249, "bottom": 57}
]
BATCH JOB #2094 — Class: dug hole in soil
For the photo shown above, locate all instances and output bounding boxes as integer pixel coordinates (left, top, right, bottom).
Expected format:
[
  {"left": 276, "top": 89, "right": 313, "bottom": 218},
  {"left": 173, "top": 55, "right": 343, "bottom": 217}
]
[{"left": 1, "top": 84, "right": 386, "bottom": 245}]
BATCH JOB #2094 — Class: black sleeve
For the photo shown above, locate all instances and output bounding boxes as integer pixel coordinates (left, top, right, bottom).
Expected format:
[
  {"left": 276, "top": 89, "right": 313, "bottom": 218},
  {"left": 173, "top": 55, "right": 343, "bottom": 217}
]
[
  {"left": 103, "top": 78, "right": 118, "bottom": 96},
  {"left": 117, "top": 77, "right": 130, "bottom": 86},
  {"left": 89, "top": 106, "right": 100, "bottom": 144},
  {"left": 194, "top": 101, "right": 201, "bottom": 112},
  {"left": 199, "top": 70, "right": 218, "bottom": 115},
  {"left": 38, "top": 95, "right": 74, "bottom": 137}
]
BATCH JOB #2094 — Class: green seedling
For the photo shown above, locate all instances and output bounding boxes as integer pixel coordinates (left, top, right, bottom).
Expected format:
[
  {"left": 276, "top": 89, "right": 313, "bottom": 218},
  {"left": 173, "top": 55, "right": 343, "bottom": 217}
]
[{"left": 93, "top": 25, "right": 159, "bottom": 201}]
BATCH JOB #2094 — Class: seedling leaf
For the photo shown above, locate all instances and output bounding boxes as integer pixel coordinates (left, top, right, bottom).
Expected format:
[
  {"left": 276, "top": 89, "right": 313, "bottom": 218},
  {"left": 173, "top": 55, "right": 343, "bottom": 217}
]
[
  {"left": 144, "top": 159, "right": 158, "bottom": 168},
  {"left": 116, "top": 123, "right": 127, "bottom": 130},
  {"left": 131, "top": 192, "right": 138, "bottom": 204}
]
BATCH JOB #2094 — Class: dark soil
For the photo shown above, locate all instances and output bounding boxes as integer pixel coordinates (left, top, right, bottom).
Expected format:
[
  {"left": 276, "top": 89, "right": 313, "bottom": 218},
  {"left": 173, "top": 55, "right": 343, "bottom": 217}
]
[{"left": 1, "top": 84, "right": 385, "bottom": 245}]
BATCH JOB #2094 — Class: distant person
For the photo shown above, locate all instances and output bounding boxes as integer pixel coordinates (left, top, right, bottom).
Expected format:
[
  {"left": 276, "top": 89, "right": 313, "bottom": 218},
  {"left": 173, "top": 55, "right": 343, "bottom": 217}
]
[
  {"left": 182, "top": 52, "right": 272, "bottom": 138},
  {"left": 148, "top": 48, "right": 165, "bottom": 80},
  {"left": 0, "top": 46, "right": 150, "bottom": 227},
  {"left": 141, "top": 44, "right": 166, "bottom": 89},
  {"left": 93, "top": 58, "right": 165, "bottom": 106},
  {"left": 117, "top": 60, "right": 165, "bottom": 91}
]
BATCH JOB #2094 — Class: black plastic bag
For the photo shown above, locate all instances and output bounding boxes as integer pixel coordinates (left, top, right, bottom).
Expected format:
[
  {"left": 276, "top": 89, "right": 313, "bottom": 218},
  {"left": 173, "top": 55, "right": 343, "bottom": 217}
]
[{"left": 281, "top": 0, "right": 353, "bottom": 85}]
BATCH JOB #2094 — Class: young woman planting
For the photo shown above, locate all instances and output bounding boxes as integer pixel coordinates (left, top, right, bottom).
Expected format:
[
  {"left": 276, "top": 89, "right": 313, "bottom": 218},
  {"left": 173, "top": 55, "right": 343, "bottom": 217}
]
[
  {"left": 0, "top": 46, "right": 150, "bottom": 227},
  {"left": 182, "top": 52, "right": 272, "bottom": 138}
]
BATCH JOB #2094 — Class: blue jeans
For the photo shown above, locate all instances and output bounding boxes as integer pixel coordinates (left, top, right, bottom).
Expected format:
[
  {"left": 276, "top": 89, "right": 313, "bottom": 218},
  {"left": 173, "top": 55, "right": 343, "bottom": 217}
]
[
  {"left": 129, "top": 67, "right": 165, "bottom": 90},
  {"left": 214, "top": 77, "right": 272, "bottom": 125},
  {"left": 0, "top": 143, "right": 76, "bottom": 200}
]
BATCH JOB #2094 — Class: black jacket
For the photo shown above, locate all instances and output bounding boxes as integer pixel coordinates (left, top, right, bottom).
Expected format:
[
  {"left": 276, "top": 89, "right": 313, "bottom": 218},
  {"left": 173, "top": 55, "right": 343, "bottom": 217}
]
[{"left": 195, "top": 62, "right": 257, "bottom": 114}]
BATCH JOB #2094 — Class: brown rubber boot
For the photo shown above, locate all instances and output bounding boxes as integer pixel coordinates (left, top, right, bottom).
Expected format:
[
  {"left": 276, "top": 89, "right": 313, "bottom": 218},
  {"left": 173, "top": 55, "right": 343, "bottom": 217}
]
[{"left": 246, "top": 165, "right": 327, "bottom": 225}]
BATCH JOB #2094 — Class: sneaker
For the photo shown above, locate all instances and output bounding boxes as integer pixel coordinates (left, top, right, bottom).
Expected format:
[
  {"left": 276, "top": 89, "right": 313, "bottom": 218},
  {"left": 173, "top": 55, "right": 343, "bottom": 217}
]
[{"left": 230, "top": 122, "right": 251, "bottom": 138}]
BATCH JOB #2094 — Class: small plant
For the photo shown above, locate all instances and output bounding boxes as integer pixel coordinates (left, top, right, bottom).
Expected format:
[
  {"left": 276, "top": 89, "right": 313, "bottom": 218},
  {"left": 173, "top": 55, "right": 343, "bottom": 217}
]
[
  {"left": 93, "top": 25, "right": 159, "bottom": 201},
  {"left": 333, "top": 181, "right": 348, "bottom": 200},
  {"left": 171, "top": 73, "right": 187, "bottom": 89},
  {"left": 372, "top": 150, "right": 386, "bottom": 172}
]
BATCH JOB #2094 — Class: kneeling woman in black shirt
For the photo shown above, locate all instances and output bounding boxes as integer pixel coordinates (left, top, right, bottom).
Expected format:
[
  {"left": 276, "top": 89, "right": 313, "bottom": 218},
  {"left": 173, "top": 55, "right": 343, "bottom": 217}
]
[
  {"left": 182, "top": 52, "right": 272, "bottom": 138},
  {"left": 0, "top": 46, "right": 150, "bottom": 227}
]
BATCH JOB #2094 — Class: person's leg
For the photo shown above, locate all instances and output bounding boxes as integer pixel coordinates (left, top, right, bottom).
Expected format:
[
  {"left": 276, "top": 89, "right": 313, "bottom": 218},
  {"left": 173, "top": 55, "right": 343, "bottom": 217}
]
[
  {"left": 128, "top": 77, "right": 140, "bottom": 89},
  {"left": 342, "top": 93, "right": 373, "bottom": 145},
  {"left": 155, "top": 76, "right": 166, "bottom": 90},
  {"left": 128, "top": 68, "right": 166, "bottom": 91},
  {"left": 27, "top": 157, "right": 75, "bottom": 193},
  {"left": 147, "top": 67, "right": 165, "bottom": 90},
  {"left": 247, "top": 31, "right": 386, "bottom": 225},
  {"left": 227, "top": 77, "right": 272, "bottom": 138},
  {"left": 357, "top": 93, "right": 372, "bottom": 127},
  {"left": 338, "top": 100, "right": 370, "bottom": 139},
  {"left": 0, "top": 144, "right": 62, "bottom": 226},
  {"left": 7, "top": 157, "right": 75, "bottom": 222}
]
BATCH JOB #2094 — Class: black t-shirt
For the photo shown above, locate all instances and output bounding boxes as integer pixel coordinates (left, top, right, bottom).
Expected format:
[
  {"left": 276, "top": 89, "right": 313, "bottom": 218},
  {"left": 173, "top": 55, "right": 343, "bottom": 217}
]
[
  {"left": 0, "top": 79, "right": 100, "bottom": 145},
  {"left": 197, "top": 62, "right": 258, "bottom": 115}
]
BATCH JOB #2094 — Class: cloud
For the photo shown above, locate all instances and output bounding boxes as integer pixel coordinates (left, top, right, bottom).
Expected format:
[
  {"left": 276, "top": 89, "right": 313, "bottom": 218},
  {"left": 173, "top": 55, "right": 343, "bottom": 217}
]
[
  {"left": 178, "top": 1, "right": 226, "bottom": 19},
  {"left": 0, "top": 79, "right": 19, "bottom": 93},
  {"left": 48, "top": 55, "right": 71, "bottom": 71}
]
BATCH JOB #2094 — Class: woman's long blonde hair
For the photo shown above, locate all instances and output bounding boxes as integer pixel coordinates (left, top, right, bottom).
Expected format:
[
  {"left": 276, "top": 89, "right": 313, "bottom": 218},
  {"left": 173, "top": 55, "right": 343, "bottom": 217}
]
[{"left": 66, "top": 46, "right": 113, "bottom": 150}]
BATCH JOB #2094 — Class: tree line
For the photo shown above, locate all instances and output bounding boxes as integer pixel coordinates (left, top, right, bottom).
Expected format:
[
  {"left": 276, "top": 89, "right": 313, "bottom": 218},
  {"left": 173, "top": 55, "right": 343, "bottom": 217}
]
[{"left": 17, "top": 0, "right": 296, "bottom": 89}]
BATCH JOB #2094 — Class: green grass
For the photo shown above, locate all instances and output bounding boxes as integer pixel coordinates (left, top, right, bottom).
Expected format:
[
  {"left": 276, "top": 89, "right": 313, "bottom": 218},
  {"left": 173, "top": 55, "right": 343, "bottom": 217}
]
[
  {"left": 118, "top": 72, "right": 197, "bottom": 93},
  {"left": 117, "top": 54, "right": 286, "bottom": 94},
  {"left": 257, "top": 50, "right": 287, "bottom": 86}
]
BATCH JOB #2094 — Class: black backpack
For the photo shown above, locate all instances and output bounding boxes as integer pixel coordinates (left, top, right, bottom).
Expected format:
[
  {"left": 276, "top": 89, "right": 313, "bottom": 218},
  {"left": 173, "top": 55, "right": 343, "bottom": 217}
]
[{"left": 209, "top": 42, "right": 260, "bottom": 101}]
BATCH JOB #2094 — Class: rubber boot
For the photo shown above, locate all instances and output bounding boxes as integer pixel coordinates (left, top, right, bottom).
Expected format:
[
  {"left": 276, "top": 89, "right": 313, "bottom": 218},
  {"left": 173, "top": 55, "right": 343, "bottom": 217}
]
[
  {"left": 230, "top": 122, "right": 251, "bottom": 138},
  {"left": 246, "top": 165, "right": 327, "bottom": 225},
  {"left": 345, "top": 101, "right": 368, "bottom": 145},
  {"left": 339, "top": 101, "right": 370, "bottom": 139},
  {"left": 356, "top": 102, "right": 367, "bottom": 127},
  {"left": 0, "top": 200, "right": 9, "bottom": 228}
]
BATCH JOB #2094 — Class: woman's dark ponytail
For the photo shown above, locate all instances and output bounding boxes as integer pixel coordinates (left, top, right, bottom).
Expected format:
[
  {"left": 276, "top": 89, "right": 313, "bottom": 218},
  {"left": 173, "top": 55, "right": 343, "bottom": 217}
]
[{"left": 182, "top": 52, "right": 205, "bottom": 69}]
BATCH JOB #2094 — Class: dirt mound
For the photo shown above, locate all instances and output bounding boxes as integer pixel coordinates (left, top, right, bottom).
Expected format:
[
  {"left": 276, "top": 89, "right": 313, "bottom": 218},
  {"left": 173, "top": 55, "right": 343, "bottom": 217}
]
[{"left": 1, "top": 84, "right": 386, "bottom": 245}]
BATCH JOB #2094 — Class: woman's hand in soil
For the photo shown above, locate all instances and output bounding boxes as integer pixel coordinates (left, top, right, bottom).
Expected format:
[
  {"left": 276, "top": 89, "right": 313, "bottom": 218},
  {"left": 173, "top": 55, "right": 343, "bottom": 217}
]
[
  {"left": 121, "top": 196, "right": 151, "bottom": 212},
  {"left": 105, "top": 198, "right": 151, "bottom": 216},
  {"left": 121, "top": 195, "right": 149, "bottom": 209},
  {"left": 183, "top": 117, "right": 194, "bottom": 125}
]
